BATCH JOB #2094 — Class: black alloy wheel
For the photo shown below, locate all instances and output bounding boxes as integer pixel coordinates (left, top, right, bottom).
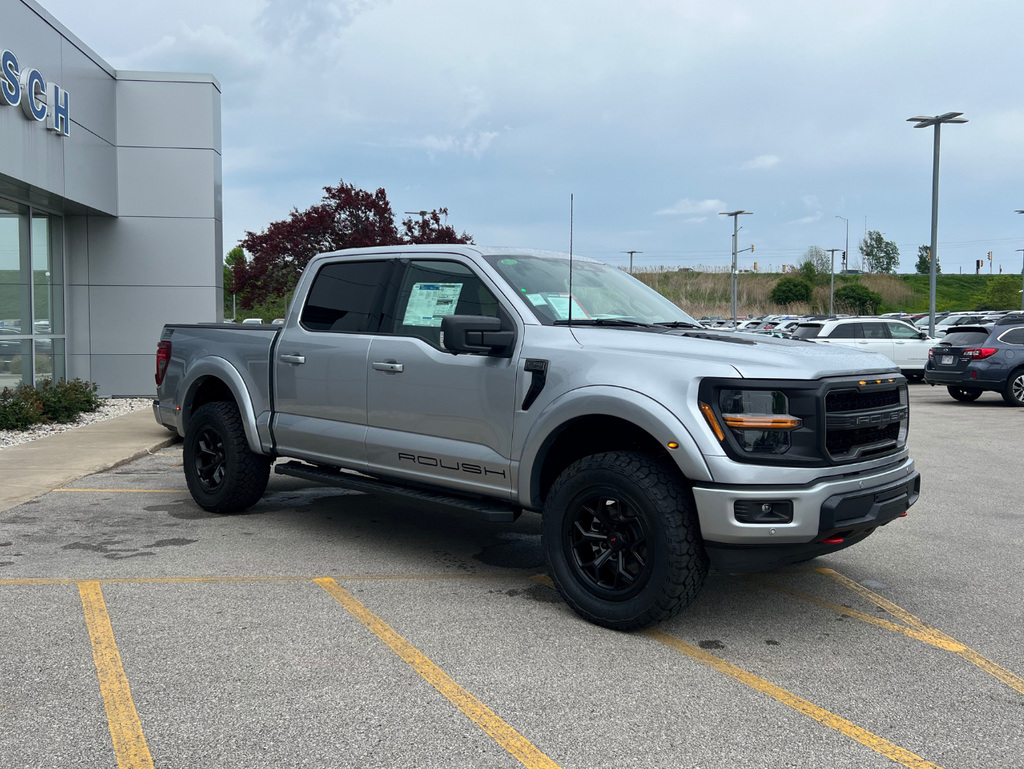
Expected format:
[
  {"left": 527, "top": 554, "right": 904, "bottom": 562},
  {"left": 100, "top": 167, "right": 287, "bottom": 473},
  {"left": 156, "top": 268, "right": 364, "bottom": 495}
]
[
  {"left": 565, "top": 492, "right": 653, "bottom": 600},
  {"left": 1003, "top": 369, "right": 1024, "bottom": 407},
  {"left": 193, "top": 425, "right": 227, "bottom": 491}
]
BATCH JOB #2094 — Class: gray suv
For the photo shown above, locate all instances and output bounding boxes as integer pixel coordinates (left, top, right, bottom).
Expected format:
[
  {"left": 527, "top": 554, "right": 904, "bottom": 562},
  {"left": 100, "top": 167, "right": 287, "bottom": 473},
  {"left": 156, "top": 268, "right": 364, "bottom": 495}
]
[{"left": 154, "top": 246, "right": 920, "bottom": 629}]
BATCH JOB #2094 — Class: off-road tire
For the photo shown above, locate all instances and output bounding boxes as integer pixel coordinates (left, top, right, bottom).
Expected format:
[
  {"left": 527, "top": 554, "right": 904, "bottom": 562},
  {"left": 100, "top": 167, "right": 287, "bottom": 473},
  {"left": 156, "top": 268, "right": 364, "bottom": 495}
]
[
  {"left": 183, "top": 401, "right": 271, "bottom": 513},
  {"left": 947, "top": 386, "right": 982, "bottom": 402},
  {"left": 542, "top": 451, "right": 709, "bottom": 631},
  {"left": 1001, "top": 368, "right": 1024, "bottom": 407}
]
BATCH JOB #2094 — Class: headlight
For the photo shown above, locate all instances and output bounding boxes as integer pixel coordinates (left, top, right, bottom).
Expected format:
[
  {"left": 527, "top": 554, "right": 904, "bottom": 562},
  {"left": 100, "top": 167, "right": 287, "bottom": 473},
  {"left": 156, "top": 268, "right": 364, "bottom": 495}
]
[{"left": 715, "top": 389, "right": 802, "bottom": 454}]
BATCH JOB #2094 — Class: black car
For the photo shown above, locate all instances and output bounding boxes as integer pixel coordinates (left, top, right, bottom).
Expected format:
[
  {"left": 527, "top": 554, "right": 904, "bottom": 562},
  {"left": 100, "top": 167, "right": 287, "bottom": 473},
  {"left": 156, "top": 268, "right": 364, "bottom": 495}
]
[{"left": 924, "top": 313, "right": 1024, "bottom": 405}]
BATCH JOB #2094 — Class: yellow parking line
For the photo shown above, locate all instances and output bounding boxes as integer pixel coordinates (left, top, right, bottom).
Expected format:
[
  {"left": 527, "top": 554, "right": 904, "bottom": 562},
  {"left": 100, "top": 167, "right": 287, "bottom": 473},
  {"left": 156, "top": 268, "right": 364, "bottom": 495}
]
[
  {"left": 78, "top": 582, "right": 155, "bottom": 769},
  {"left": 816, "top": 569, "right": 1024, "bottom": 696},
  {"left": 0, "top": 573, "right": 514, "bottom": 587},
  {"left": 315, "top": 577, "right": 562, "bottom": 769},
  {"left": 53, "top": 489, "right": 185, "bottom": 493},
  {"left": 644, "top": 628, "right": 943, "bottom": 769},
  {"left": 169, "top": 462, "right": 183, "bottom": 469}
]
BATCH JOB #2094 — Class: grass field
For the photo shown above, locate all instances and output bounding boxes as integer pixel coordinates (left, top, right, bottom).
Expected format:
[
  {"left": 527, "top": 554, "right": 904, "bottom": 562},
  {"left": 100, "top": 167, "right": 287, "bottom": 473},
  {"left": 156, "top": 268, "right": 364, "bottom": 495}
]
[{"left": 634, "top": 268, "right": 1021, "bottom": 318}]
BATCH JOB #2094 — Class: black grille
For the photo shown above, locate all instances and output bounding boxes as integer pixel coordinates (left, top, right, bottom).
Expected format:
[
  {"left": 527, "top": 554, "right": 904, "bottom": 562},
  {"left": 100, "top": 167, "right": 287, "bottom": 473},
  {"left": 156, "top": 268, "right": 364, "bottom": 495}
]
[
  {"left": 826, "top": 388, "right": 900, "bottom": 412},
  {"left": 826, "top": 422, "right": 899, "bottom": 456}
]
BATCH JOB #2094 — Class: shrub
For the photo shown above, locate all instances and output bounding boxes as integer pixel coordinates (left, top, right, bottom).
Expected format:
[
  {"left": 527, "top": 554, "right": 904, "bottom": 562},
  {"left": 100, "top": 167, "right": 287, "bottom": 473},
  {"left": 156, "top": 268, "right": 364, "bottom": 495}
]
[
  {"left": 0, "top": 385, "right": 44, "bottom": 430},
  {"left": 36, "top": 378, "right": 101, "bottom": 423},
  {"left": 770, "top": 277, "right": 813, "bottom": 305},
  {"left": 986, "top": 277, "right": 1023, "bottom": 310},
  {"left": 834, "top": 283, "right": 883, "bottom": 315},
  {"left": 0, "top": 379, "right": 101, "bottom": 430}
]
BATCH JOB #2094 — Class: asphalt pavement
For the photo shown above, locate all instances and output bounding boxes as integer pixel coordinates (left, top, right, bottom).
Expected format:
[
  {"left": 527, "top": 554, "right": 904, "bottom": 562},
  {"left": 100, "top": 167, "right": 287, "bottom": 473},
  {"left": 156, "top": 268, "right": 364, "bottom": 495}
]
[{"left": 1, "top": 383, "right": 1022, "bottom": 769}]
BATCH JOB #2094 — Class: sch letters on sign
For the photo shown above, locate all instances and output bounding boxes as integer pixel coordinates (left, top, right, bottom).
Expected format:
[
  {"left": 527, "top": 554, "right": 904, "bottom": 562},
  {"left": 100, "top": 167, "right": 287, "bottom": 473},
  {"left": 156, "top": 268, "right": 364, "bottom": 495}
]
[{"left": 0, "top": 48, "right": 71, "bottom": 137}]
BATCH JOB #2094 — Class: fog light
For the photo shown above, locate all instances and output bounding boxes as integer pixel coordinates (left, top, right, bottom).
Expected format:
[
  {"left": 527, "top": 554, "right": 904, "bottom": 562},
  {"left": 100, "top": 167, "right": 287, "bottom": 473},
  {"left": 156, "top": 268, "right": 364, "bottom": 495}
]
[{"left": 734, "top": 500, "right": 794, "bottom": 524}]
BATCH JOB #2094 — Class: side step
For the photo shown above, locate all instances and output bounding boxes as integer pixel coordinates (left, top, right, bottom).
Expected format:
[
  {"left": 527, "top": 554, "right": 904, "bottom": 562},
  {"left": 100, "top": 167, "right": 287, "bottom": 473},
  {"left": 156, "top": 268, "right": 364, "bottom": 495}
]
[{"left": 275, "top": 461, "right": 522, "bottom": 523}]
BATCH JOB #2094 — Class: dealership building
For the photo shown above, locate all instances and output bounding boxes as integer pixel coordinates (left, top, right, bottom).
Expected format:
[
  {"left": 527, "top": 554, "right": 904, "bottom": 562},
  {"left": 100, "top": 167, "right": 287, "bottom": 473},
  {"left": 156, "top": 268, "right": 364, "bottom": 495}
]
[{"left": 1, "top": 0, "right": 222, "bottom": 396}]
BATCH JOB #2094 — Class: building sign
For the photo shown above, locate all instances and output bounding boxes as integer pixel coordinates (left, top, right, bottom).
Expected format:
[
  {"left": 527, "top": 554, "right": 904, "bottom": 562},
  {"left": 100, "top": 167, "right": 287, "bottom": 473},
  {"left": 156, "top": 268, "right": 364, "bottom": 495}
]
[{"left": 0, "top": 49, "right": 70, "bottom": 137}]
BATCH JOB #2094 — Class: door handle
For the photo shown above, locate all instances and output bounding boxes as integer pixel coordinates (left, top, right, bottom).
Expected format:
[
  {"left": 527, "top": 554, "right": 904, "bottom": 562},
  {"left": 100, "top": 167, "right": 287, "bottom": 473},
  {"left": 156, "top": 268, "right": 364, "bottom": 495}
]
[
  {"left": 280, "top": 354, "right": 306, "bottom": 364},
  {"left": 372, "top": 361, "right": 404, "bottom": 373},
  {"left": 857, "top": 341, "right": 869, "bottom": 345}
]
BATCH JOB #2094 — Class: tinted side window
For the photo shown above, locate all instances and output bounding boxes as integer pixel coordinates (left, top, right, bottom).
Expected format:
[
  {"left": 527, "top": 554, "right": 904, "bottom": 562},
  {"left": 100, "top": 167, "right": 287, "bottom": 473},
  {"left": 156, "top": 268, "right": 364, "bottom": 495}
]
[
  {"left": 792, "top": 324, "right": 821, "bottom": 339},
  {"left": 861, "top": 323, "right": 889, "bottom": 339},
  {"left": 887, "top": 322, "right": 920, "bottom": 339},
  {"left": 998, "top": 328, "right": 1024, "bottom": 345},
  {"left": 301, "top": 260, "right": 394, "bottom": 333},
  {"left": 941, "top": 330, "right": 991, "bottom": 347},
  {"left": 387, "top": 260, "right": 501, "bottom": 347},
  {"left": 827, "top": 323, "right": 856, "bottom": 339}
]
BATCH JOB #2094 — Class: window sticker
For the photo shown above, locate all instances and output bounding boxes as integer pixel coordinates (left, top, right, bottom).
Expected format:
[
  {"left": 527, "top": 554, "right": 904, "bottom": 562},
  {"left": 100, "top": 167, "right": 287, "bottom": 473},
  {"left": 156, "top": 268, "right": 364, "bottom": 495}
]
[
  {"left": 402, "top": 282, "right": 464, "bottom": 327},
  {"left": 526, "top": 293, "right": 547, "bottom": 306},
  {"left": 544, "top": 293, "right": 588, "bottom": 321}
]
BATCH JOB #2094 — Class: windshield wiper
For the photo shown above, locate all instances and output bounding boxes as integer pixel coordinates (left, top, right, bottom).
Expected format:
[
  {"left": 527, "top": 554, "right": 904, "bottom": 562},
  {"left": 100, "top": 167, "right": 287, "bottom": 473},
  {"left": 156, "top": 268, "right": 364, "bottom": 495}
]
[
  {"left": 553, "top": 318, "right": 654, "bottom": 328},
  {"left": 654, "top": 321, "right": 704, "bottom": 329}
]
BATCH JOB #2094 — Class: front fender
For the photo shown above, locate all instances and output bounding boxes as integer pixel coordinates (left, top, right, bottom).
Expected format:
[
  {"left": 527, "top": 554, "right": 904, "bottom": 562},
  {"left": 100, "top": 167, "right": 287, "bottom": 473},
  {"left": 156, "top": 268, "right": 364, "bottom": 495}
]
[
  {"left": 516, "top": 385, "right": 713, "bottom": 509},
  {"left": 176, "top": 356, "right": 265, "bottom": 454}
]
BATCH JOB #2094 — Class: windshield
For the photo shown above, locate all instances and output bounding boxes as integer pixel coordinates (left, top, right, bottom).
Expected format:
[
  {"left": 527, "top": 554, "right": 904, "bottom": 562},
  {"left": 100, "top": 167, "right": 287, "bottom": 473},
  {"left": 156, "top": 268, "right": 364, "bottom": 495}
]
[{"left": 483, "top": 254, "right": 700, "bottom": 326}]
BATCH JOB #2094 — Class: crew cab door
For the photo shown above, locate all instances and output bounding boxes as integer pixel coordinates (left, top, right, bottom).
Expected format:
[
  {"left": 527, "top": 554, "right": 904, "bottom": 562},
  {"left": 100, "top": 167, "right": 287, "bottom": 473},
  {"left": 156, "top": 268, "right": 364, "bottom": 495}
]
[
  {"left": 364, "top": 258, "right": 521, "bottom": 498},
  {"left": 886, "top": 321, "right": 928, "bottom": 367},
  {"left": 272, "top": 259, "right": 396, "bottom": 471}
]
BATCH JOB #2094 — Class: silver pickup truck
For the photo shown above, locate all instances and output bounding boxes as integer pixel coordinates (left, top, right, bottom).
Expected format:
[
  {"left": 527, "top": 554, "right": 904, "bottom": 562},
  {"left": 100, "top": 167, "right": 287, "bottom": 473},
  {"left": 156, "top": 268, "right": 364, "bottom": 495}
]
[{"left": 155, "top": 245, "right": 920, "bottom": 629}]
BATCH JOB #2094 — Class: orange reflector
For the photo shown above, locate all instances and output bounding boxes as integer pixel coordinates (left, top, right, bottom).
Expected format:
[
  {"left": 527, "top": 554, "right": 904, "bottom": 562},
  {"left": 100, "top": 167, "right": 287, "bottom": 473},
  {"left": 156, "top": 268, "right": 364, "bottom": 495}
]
[
  {"left": 698, "top": 402, "right": 725, "bottom": 442},
  {"left": 722, "top": 415, "right": 802, "bottom": 430},
  {"left": 667, "top": 442, "right": 679, "bottom": 449}
]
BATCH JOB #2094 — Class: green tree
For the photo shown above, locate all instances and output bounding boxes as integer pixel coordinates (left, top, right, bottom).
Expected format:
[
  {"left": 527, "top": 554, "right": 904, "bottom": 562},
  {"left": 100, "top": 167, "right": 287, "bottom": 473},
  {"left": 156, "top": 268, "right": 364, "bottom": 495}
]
[
  {"left": 859, "top": 230, "right": 900, "bottom": 275},
  {"left": 986, "top": 276, "right": 1023, "bottom": 310},
  {"left": 770, "top": 277, "right": 813, "bottom": 305},
  {"left": 797, "top": 246, "right": 832, "bottom": 284},
  {"left": 914, "top": 245, "right": 940, "bottom": 275},
  {"left": 834, "top": 283, "right": 883, "bottom": 314},
  {"left": 223, "top": 246, "right": 245, "bottom": 318}
]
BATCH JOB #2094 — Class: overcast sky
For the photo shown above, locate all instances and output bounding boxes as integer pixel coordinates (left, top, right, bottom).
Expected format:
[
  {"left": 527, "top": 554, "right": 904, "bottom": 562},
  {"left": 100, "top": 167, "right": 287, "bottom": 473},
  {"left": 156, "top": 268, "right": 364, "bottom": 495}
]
[{"left": 41, "top": 0, "right": 1024, "bottom": 274}]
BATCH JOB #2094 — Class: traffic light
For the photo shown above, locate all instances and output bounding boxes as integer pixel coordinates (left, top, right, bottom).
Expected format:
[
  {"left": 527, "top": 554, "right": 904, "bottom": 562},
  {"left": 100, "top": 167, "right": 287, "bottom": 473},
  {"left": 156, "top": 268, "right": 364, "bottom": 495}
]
[
  {"left": 988, "top": 251, "right": 993, "bottom": 261},
  {"left": 976, "top": 259, "right": 983, "bottom": 274},
  {"left": 753, "top": 262, "right": 758, "bottom": 271},
  {"left": 751, "top": 244, "right": 754, "bottom": 252}
]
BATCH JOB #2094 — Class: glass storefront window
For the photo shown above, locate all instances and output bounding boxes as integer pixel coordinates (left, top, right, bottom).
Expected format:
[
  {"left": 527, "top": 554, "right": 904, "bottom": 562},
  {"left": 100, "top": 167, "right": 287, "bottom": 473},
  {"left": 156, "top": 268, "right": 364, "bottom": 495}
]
[{"left": 0, "top": 197, "right": 65, "bottom": 388}]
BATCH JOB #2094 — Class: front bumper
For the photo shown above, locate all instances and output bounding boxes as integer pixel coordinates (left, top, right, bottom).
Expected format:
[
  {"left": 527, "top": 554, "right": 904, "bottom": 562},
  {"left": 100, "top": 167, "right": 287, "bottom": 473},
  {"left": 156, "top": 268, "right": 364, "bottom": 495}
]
[{"left": 692, "top": 458, "right": 919, "bottom": 571}]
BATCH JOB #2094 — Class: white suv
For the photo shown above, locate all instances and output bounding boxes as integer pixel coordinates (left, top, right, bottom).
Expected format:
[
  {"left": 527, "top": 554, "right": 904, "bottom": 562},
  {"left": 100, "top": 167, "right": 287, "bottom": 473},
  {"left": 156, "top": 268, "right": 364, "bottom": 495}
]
[{"left": 792, "top": 318, "right": 934, "bottom": 381}]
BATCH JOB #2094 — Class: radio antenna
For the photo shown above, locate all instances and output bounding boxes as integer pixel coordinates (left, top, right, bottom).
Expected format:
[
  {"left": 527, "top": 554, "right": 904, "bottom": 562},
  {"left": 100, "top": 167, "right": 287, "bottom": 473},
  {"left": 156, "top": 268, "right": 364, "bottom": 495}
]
[{"left": 568, "top": 193, "right": 574, "bottom": 327}]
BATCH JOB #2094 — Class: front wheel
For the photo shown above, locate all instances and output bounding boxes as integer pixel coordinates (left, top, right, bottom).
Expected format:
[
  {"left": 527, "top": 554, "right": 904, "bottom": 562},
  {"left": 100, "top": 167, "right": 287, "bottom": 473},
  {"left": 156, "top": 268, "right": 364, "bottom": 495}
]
[
  {"left": 947, "top": 386, "right": 982, "bottom": 402},
  {"left": 1002, "top": 369, "right": 1024, "bottom": 407},
  {"left": 183, "top": 401, "right": 271, "bottom": 513},
  {"left": 542, "top": 451, "right": 709, "bottom": 631}
]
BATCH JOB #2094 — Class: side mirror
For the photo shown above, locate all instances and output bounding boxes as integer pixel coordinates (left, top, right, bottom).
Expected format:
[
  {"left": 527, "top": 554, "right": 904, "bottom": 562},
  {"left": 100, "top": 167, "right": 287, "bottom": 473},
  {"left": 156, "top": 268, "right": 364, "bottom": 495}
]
[
  {"left": 441, "top": 315, "right": 515, "bottom": 356},
  {"left": 918, "top": 331, "right": 928, "bottom": 339}
]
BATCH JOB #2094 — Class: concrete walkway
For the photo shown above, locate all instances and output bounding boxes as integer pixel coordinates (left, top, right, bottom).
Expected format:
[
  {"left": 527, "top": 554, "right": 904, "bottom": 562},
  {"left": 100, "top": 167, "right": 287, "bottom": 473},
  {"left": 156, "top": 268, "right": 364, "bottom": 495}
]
[{"left": 0, "top": 409, "right": 180, "bottom": 514}]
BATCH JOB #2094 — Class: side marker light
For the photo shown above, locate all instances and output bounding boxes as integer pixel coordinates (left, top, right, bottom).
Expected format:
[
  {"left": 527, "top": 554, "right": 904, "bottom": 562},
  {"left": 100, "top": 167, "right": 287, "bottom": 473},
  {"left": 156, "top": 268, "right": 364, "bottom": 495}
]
[
  {"left": 698, "top": 402, "right": 725, "bottom": 442},
  {"left": 821, "top": 536, "right": 844, "bottom": 544}
]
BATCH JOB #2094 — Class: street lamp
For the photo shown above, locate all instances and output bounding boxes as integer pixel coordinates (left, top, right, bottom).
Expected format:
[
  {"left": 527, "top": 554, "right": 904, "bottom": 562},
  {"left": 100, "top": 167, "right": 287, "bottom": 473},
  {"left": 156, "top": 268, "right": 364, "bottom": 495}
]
[
  {"left": 908, "top": 112, "right": 968, "bottom": 337},
  {"left": 719, "top": 210, "right": 752, "bottom": 323},
  {"left": 622, "top": 251, "right": 643, "bottom": 275},
  {"left": 1016, "top": 210, "right": 1024, "bottom": 311},
  {"left": 834, "top": 216, "right": 849, "bottom": 316}
]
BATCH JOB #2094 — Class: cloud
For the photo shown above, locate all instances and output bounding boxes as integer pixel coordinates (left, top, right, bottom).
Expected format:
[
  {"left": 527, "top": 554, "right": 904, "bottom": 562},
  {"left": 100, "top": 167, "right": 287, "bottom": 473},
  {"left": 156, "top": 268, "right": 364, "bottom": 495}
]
[
  {"left": 685, "top": 216, "right": 707, "bottom": 223},
  {"left": 787, "top": 212, "right": 823, "bottom": 225},
  {"left": 257, "top": 0, "right": 386, "bottom": 48},
  {"left": 740, "top": 154, "right": 780, "bottom": 170},
  {"left": 655, "top": 198, "right": 726, "bottom": 215},
  {"left": 403, "top": 131, "right": 500, "bottom": 159}
]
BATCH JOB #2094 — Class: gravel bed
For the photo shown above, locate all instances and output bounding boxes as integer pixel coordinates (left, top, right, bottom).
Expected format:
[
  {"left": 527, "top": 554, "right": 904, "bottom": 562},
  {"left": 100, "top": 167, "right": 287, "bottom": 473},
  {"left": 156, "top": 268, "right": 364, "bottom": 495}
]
[{"left": 0, "top": 397, "right": 154, "bottom": 451}]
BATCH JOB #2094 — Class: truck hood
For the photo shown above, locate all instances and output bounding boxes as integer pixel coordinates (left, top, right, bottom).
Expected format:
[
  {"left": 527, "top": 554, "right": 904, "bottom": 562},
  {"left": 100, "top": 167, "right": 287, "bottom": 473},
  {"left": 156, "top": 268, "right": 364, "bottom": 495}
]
[{"left": 570, "top": 327, "right": 899, "bottom": 380}]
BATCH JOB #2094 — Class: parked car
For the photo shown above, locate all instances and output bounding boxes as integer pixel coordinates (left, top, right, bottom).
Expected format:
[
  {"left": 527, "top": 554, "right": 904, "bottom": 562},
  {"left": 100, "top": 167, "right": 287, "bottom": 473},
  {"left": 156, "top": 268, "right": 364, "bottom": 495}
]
[
  {"left": 792, "top": 317, "right": 934, "bottom": 381},
  {"left": 241, "top": 318, "right": 265, "bottom": 325},
  {"left": 154, "top": 245, "right": 919, "bottom": 630},
  {"left": 923, "top": 313, "right": 1024, "bottom": 405},
  {"left": 914, "top": 313, "right": 986, "bottom": 336}
]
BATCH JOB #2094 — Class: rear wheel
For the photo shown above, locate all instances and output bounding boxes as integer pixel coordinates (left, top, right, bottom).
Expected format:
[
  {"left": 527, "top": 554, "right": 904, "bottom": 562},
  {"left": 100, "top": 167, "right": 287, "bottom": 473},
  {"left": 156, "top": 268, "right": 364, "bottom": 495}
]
[
  {"left": 1001, "top": 369, "right": 1024, "bottom": 407},
  {"left": 947, "top": 386, "right": 982, "bottom": 402},
  {"left": 542, "top": 451, "right": 708, "bottom": 631},
  {"left": 183, "top": 401, "right": 271, "bottom": 513}
]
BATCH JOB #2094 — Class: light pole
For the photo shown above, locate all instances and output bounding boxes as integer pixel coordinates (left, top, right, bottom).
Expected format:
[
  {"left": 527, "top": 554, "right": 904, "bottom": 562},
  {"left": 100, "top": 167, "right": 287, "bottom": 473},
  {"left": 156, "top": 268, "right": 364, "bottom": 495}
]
[
  {"left": 908, "top": 112, "right": 968, "bottom": 337},
  {"left": 1016, "top": 211, "right": 1024, "bottom": 311},
  {"left": 622, "top": 251, "right": 643, "bottom": 275},
  {"left": 834, "top": 215, "right": 849, "bottom": 315},
  {"left": 720, "top": 210, "right": 752, "bottom": 323}
]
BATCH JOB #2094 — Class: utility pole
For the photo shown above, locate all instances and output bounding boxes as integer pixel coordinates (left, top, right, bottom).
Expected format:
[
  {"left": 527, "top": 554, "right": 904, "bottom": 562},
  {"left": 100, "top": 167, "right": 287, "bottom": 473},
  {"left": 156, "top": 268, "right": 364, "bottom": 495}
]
[
  {"left": 908, "top": 112, "right": 968, "bottom": 337},
  {"left": 826, "top": 248, "right": 842, "bottom": 315},
  {"left": 719, "top": 210, "right": 752, "bottom": 324},
  {"left": 622, "top": 251, "right": 643, "bottom": 275}
]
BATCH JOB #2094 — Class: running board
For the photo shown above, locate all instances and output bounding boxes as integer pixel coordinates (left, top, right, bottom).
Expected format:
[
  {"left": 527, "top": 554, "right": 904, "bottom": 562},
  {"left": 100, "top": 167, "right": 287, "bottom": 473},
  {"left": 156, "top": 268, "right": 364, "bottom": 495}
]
[{"left": 274, "top": 461, "right": 522, "bottom": 522}]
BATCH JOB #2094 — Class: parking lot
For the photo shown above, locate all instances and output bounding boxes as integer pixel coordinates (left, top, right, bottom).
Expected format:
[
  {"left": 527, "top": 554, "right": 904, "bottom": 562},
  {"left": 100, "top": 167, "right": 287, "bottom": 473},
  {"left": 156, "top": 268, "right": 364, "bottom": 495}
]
[{"left": 1, "top": 384, "right": 1022, "bottom": 769}]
